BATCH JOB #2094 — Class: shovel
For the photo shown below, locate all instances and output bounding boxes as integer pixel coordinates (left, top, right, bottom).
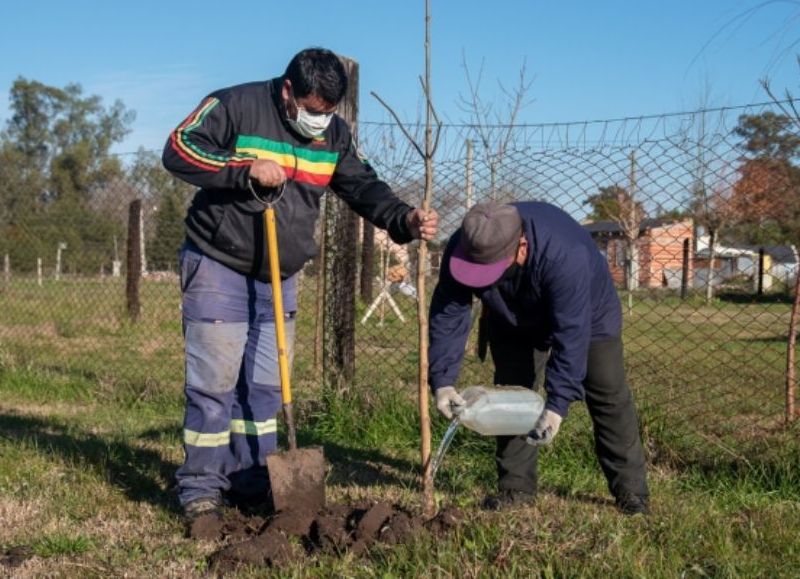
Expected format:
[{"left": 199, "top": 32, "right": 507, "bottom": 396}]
[{"left": 261, "top": 200, "right": 326, "bottom": 514}]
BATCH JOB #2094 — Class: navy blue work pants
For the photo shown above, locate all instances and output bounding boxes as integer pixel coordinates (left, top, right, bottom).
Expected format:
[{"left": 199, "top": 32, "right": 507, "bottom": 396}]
[
  {"left": 176, "top": 241, "right": 297, "bottom": 506},
  {"left": 488, "top": 320, "right": 649, "bottom": 500}
]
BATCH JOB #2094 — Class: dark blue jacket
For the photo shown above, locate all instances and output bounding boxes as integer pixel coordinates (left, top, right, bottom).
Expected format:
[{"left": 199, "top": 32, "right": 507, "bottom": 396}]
[{"left": 428, "top": 201, "right": 622, "bottom": 417}]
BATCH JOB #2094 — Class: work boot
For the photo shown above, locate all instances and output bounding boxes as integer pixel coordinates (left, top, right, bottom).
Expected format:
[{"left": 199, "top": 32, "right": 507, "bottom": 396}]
[
  {"left": 614, "top": 492, "right": 650, "bottom": 516},
  {"left": 482, "top": 489, "right": 535, "bottom": 511},
  {"left": 183, "top": 496, "right": 225, "bottom": 541},
  {"left": 183, "top": 496, "right": 223, "bottom": 522}
]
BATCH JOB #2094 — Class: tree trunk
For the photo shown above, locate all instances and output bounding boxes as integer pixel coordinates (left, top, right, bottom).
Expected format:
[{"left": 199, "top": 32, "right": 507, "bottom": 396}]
[{"left": 420, "top": 0, "right": 435, "bottom": 518}]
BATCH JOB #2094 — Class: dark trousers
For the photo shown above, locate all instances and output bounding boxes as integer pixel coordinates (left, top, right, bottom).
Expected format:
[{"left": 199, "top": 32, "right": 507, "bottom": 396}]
[{"left": 488, "top": 322, "right": 649, "bottom": 499}]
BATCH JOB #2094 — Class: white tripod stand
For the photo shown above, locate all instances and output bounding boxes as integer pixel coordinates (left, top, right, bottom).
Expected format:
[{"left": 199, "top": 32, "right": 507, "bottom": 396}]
[{"left": 360, "top": 238, "right": 410, "bottom": 325}]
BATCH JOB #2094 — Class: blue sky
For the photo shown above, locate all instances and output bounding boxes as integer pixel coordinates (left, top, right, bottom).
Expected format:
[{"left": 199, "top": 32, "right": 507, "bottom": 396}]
[{"left": 1, "top": 0, "right": 798, "bottom": 155}]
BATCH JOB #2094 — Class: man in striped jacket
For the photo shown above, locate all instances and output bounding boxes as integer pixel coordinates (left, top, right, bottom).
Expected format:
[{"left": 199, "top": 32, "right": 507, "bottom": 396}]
[{"left": 163, "top": 47, "right": 437, "bottom": 523}]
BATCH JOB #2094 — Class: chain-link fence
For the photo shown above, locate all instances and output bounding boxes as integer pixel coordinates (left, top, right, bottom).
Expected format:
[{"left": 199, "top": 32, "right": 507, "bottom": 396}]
[{"left": 1, "top": 101, "right": 798, "bottom": 457}]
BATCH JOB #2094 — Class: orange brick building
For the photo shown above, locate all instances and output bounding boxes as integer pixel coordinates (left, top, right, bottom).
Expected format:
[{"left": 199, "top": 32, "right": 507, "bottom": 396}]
[{"left": 584, "top": 219, "right": 694, "bottom": 289}]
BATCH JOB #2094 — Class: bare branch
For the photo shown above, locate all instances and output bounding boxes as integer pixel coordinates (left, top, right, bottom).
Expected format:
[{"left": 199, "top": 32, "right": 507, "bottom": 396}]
[
  {"left": 417, "top": 76, "right": 444, "bottom": 158},
  {"left": 460, "top": 52, "right": 492, "bottom": 153},
  {"left": 371, "top": 91, "right": 425, "bottom": 159},
  {"left": 496, "top": 59, "right": 534, "bottom": 160}
]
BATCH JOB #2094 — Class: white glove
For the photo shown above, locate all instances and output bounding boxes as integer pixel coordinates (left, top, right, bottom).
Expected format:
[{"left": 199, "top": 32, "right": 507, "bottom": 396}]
[
  {"left": 526, "top": 410, "right": 563, "bottom": 446},
  {"left": 435, "top": 386, "right": 466, "bottom": 419}
]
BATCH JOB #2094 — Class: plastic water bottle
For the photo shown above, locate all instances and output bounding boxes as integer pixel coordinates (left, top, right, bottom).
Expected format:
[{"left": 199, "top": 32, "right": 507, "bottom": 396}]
[{"left": 456, "top": 385, "right": 545, "bottom": 436}]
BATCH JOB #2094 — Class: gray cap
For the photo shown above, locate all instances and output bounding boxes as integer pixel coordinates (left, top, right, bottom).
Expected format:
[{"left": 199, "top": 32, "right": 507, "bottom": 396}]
[{"left": 449, "top": 202, "right": 523, "bottom": 287}]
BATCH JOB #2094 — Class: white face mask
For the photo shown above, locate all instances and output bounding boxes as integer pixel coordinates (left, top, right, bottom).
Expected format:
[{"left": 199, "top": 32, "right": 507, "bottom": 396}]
[{"left": 288, "top": 97, "right": 333, "bottom": 138}]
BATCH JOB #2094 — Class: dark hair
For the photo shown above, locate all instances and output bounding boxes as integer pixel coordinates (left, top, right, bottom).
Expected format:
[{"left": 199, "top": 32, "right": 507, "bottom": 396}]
[{"left": 283, "top": 47, "right": 348, "bottom": 105}]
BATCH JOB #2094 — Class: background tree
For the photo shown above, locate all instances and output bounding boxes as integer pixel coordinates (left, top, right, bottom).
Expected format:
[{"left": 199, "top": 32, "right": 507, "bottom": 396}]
[
  {"left": 686, "top": 96, "right": 731, "bottom": 304},
  {"left": 0, "top": 78, "right": 134, "bottom": 274},
  {"left": 127, "top": 149, "right": 193, "bottom": 272},
  {"left": 585, "top": 152, "right": 647, "bottom": 303},
  {"left": 584, "top": 184, "right": 645, "bottom": 222},
  {"left": 690, "top": 179, "right": 735, "bottom": 302},
  {"left": 458, "top": 52, "right": 533, "bottom": 201},
  {"left": 734, "top": 111, "right": 800, "bottom": 161},
  {"left": 727, "top": 110, "right": 800, "bottom": 246},
  {"left": 729, "top": 157, "right": 800, "bottom": 245}
]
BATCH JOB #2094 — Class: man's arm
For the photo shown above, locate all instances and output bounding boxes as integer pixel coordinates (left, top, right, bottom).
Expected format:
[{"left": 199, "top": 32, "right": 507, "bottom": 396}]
[
  {"left": 328, "top": 126, "right": 430, "bottom": 243},
  {"left": 162, "top": 94, "right": 257, "bottom": 191},
  {"left": 539, "top": 245, "right": 593, "bottom": 418},
  {"left": 428, "top": 235, "right": 474, "bottom": 391}
]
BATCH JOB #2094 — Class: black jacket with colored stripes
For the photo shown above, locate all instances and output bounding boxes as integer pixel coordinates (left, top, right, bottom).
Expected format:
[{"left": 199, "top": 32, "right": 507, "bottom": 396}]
[{"left": 162, "top": 78, "right": 415, "bottom": 281}]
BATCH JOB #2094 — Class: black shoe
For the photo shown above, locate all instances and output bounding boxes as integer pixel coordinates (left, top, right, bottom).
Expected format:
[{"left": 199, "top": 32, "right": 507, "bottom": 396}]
[
  {"left": 183, "top": 496, "right": 223, "bottom": 522},
  {"left": 615, "top": 492, "right": 650, "bottom": 516},
  {"left": 482, "top": 489, "right": 535, "bottom": 511}
]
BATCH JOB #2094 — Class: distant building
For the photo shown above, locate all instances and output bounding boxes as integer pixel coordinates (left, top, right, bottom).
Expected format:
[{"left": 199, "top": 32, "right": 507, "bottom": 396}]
[
  {"left": 584, "top": 219, "right": 694, "bottom": 289},
  {"left": 695, "top": 235, "right": 798, "bottom": 290},
  {"left": 764, "top": 245, "right": 800, "bottom": 287}
]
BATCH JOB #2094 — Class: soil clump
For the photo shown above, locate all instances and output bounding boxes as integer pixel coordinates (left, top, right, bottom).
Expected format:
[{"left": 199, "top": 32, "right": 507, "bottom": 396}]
[{"left": 206, "top": 501, "right": 464, "bottom": 573}]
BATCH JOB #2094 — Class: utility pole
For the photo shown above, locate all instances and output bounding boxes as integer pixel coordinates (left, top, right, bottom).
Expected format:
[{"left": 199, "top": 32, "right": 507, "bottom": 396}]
[{"left": 466, "top": 139, "right": 474, "bottom": 210}]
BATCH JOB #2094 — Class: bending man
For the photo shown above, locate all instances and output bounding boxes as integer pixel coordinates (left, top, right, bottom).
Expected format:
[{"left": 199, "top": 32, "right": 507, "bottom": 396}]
[{"left": 428, "top": 201, "right": 648, "bottom": 514}]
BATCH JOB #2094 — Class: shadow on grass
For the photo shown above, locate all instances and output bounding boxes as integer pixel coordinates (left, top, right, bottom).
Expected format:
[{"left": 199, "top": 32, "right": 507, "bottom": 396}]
[
  {"left": 546, "top": 486, "right": 617, "bottom": 509},
  {"left": 741, "top": 334, "right": 796, "bottom": 344},
  {"left": 2, "top": 408, "right": 427, "bottom": 516},
  {"left": 716, "top": 291, "right": 793, "bottom": 305},
  {"left": 298, "top": 429, "right": 420, "bottom": 489},
  {"left": 0, "top": 411, "right": 180, "bottom": 511}
]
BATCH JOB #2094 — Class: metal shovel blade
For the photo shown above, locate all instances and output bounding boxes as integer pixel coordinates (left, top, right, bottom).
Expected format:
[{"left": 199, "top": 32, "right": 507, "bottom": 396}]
[{"left": 266, "top": 446, "right": 326, "bottom": 513}]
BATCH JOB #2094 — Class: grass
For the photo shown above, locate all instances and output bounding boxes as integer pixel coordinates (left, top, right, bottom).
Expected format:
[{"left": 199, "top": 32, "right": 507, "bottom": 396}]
[
  {"left": 0, "top": 276, "right": 799, "bottom": 576},
  {"left": 1, "top": 375, "right": 798, "bottom": 577}
]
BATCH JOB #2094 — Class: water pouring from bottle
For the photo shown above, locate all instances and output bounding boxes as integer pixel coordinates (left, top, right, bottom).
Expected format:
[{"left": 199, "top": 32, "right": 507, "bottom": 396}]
[{"left": 429, "top": 386, "right": 545, "bottom": 482}]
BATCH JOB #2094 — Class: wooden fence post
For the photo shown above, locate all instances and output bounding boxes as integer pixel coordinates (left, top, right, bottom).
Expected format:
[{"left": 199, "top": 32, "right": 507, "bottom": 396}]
[
  {"left": 787, "top": 269, "right": 800, "bottom": 425},
  {"left": 127, "top": 199, "right": 142, "bottom": 322},
  {"left": 322, "top": 56, "right": 359, "bottom": 393}
]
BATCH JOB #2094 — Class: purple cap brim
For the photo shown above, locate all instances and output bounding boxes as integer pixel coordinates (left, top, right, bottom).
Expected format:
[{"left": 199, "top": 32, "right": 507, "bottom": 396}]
[{"left": 450, "top": 244, "right": 514, "bottom": 288}]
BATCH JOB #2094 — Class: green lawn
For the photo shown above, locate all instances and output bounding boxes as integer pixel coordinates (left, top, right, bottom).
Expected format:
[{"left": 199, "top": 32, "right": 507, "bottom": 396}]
[{"left": 1, "top": 277, "right": 798, "bottom": 576}]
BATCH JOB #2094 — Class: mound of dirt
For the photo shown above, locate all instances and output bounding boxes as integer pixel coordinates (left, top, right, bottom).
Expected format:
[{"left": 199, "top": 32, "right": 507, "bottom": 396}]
[{"left": 206, "top": 502, "right": 463, "bottom": 573}]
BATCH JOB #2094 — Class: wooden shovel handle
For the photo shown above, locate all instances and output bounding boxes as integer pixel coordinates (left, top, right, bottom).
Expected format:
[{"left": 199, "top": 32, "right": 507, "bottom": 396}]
[{"left": 264, "top": 206, "right": 296, "bottom": 449}]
